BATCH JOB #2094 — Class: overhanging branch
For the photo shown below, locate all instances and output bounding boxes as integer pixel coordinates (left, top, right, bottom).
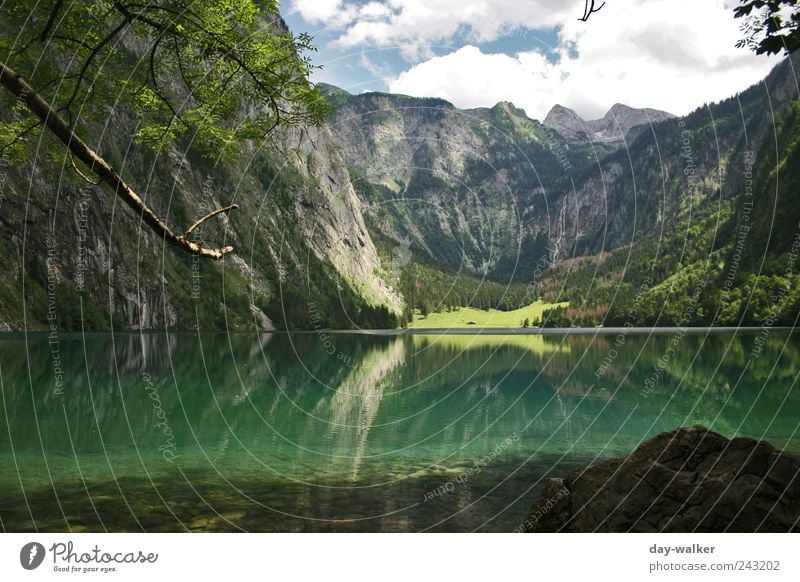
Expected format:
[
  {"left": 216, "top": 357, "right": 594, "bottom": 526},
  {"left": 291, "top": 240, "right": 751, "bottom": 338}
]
[{"left": 0, "top": 61, "right": 236, "bottom": 259}]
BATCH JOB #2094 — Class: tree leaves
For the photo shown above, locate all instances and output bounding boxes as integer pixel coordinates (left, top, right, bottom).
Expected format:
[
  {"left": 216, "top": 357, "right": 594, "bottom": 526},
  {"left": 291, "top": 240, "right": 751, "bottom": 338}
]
[
  {"left": 0, "top": 0, "right": 329, "bottom": 160},
  {"left": 734, "top": 0, "right": 800, "bottom": 55}
]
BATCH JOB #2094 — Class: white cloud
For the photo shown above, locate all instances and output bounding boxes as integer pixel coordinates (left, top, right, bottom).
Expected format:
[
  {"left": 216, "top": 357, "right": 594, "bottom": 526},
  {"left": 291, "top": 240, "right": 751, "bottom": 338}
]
[
  {"left": 389, "top": 46, "right": 558, "bottom": 115},
  {"left": 388, "top": 0, "right": 783, "bottom": 119},
  {"left": 292, "top": 0, "right": 357, "bottom": 27},
  {"left": 292, "top": 0, "right": 572, "bottom": 54}
]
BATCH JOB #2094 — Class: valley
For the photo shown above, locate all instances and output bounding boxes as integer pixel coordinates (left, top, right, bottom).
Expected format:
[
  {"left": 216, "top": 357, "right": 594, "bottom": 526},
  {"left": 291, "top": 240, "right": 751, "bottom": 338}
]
[{"left": 0, "top": 17, "right": 798, "bottom": 332}]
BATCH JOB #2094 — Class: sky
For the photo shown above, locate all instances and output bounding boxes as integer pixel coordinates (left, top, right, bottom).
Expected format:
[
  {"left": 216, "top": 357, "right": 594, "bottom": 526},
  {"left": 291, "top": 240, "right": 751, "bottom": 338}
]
[{"left": 282, "top": 0, "right": 783, "bottom": 121}]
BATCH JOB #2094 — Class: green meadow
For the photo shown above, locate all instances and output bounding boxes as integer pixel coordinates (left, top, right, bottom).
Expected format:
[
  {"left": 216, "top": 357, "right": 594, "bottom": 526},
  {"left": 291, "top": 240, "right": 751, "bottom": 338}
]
[{"left": 408, "top": 301, "right": 569, "bottom": 329}]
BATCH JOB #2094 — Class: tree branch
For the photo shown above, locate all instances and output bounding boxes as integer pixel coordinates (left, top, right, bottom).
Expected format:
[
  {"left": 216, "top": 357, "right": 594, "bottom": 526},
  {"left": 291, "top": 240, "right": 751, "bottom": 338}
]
[
  {"left": 40, "top": 0, "right": 66, "bottom": 42},
  {"left": 111, "top": 1, "right": 287, "bottom": 124},
  {"left": 0, "top": 61, "right": 236, "bottom": 259},
  {"left": 68, "top": 152, "right": 101, "bottom": 185},
  {"left": 0, "top": 119, "right": 43, "bottom": 154},
  {"left": 183, "top": 204, "right": 239, "bottom": 238},
  {"left": 61, "top": 18, "right": 130, "bottom": 117},
  {"left": 146, "top": 32, "right": 185, "bottom": 140}
]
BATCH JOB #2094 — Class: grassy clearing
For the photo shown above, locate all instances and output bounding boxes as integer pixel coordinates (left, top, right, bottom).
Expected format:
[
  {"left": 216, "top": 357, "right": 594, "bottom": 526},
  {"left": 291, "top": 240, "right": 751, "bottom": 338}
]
[
  {"left": 411, "top": 333, "right": 571, "bottom": 355},
  {"left": 408, "top": 301, "right": 569, "bottom": 329}
]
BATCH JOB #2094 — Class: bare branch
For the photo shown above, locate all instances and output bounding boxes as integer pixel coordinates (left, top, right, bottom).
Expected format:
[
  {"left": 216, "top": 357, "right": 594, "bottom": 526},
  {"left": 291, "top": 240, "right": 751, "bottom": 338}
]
[
  {"left": 68, "top": 152, "right": 101, "bottom": 185},
  {"left": 183, "top": 204, "right": 239, "bottom": 238}
]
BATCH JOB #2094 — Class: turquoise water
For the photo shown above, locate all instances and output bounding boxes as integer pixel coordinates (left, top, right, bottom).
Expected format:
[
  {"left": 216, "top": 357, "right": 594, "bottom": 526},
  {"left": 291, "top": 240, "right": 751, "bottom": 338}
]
[{"left": 1, "top": 330, "right": 798, "bottom": 532}]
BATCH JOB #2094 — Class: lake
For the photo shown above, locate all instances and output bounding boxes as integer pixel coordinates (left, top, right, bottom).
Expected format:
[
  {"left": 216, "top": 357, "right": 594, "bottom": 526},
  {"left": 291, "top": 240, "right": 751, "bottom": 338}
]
[{"left": 1, "top": 329, "right": 798, "bottom": 532}]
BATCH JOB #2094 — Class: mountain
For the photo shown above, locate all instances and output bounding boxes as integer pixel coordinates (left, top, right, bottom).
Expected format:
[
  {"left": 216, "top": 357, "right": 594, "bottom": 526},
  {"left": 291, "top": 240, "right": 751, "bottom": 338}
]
[
  {"left": 557, "top": 53, "right": 799, "bottom": 259},
  {"left": 326, "top": 56, "right": 797, "bottom": 275},
  {"left": 541, "top": 104, "right": 592, "bottom": 142},
  {"left": 543, "top": 103, "right": 676, "bottom": 144},
  {"left": 1, "top": 7, "right": 798, "bottom": 331},
  {"left": 589, "top": 103, "right": 676, "bottom": 142},
  {"left": 0, "top": 16, "right": 402, "bottom": 332},
  {"left": 535, "top": 54, "right": 800, "bottom": 327},
  {"left": 326, "top": 53, "right": 800, "bottom": 327},
  {"left": 326, "top": 89, "right": 613, "bottom": 280}
]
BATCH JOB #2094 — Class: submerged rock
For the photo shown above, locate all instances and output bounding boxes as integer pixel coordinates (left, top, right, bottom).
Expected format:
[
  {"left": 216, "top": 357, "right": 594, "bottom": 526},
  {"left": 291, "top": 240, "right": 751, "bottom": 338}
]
[{"left": 522, "top": 425, "right": 799, "bottom": 532}]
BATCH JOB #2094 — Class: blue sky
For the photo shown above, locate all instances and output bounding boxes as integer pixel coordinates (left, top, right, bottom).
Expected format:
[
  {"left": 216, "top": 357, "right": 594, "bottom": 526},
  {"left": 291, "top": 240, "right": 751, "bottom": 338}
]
[
  {"left": 284, "top": 4, "right": 562, "bottom": 95},
  {"left": 283, "top": 0, "right": 782, "bottom": 120}
]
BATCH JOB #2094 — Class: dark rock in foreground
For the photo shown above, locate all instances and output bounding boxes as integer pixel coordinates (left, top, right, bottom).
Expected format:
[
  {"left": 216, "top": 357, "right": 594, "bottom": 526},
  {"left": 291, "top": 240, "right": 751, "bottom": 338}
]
[{"left": 522, "top": 425, "right": 800, "bottom": 532}]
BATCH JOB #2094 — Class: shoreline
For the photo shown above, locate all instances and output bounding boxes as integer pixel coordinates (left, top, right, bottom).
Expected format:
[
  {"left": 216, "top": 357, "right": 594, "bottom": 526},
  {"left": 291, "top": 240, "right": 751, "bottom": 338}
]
[
  {"left": 2, "top": 326, "right": 796, "bottom": 338},
  {"left": 353, "top": 326, "right": 797, "bottom": 336}
]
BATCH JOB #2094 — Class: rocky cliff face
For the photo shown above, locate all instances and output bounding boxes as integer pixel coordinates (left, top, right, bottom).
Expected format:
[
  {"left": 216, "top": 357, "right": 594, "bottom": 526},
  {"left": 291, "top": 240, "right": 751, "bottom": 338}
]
[
  {"left": 556, "top": 54, "right": 800, "bottom": 259},
  {"left": 0, "top": 17, "right": 401, "bottom": 332},
  {"left": 326, "top": 89, "right": 581, "bottom": 279},
  {"left": 328, "top": 54, "right": 799, "bottom": 274}
]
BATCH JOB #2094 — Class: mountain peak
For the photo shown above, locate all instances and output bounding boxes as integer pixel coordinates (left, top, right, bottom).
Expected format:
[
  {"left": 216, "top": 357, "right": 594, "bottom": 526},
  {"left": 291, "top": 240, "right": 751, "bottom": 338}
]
[
  {"left": 605, "top": 103, "right": 636, "bottom": 117},
  {"left": 545, "top": 104, "right": 584, "bottom": 121},
  {"left": 317, "top": 82, "right": 350, "bottom": 98},
  {"left": 592, "top": 104, "right": 676, "bottom": 141},
  {"left": 543, "top": 102, "right": 675, "bottom": 143},
  {"left": 543, "top": 105, "right": 589, "bottom": 142},
  {"left": 493, "top": 100, "right": 528, "bottom": 118}
]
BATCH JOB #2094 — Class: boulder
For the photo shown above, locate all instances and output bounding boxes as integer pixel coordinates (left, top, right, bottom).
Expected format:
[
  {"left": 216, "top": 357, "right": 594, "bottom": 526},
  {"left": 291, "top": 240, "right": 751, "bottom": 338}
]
[{"left": 522, "top": 425, "right": 800, "bottom": 532}]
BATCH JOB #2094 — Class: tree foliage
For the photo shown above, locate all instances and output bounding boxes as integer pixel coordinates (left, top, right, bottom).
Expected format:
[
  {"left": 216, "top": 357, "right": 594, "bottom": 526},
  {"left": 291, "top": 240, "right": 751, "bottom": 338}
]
[
  {"left": 735, "top": 0, "right": 800, "bottom": 55},
  {"left": 0, "top": 0, "right": 328, "bottom": 257}
]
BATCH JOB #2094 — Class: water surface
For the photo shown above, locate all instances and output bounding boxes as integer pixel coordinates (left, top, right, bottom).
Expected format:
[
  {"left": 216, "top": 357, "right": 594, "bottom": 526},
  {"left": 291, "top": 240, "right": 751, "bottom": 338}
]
[{"left": 1, "top": 330, "right": 798, "bottom": 532}]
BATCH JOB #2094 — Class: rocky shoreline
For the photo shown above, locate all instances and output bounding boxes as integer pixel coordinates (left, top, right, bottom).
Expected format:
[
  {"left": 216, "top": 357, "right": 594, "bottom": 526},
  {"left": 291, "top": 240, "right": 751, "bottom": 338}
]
[{"left": 522, "top": 425, "right": 800, "bottom": 532}]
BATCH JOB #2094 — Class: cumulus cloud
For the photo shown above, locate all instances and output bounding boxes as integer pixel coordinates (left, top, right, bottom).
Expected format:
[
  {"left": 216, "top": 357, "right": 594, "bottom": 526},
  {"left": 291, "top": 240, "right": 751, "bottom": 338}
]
[
  {"left": 389, "top": 46, "right": 558, "bottom": 114},
  {"left": 388, "top": 0, "right": 782, "bottom": 119},
  {"left": 292, "top": 0, "right": 572, "bottom": 57},
  {"left": 292, "top": 0, "right": 357, "bottom": 27}
]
